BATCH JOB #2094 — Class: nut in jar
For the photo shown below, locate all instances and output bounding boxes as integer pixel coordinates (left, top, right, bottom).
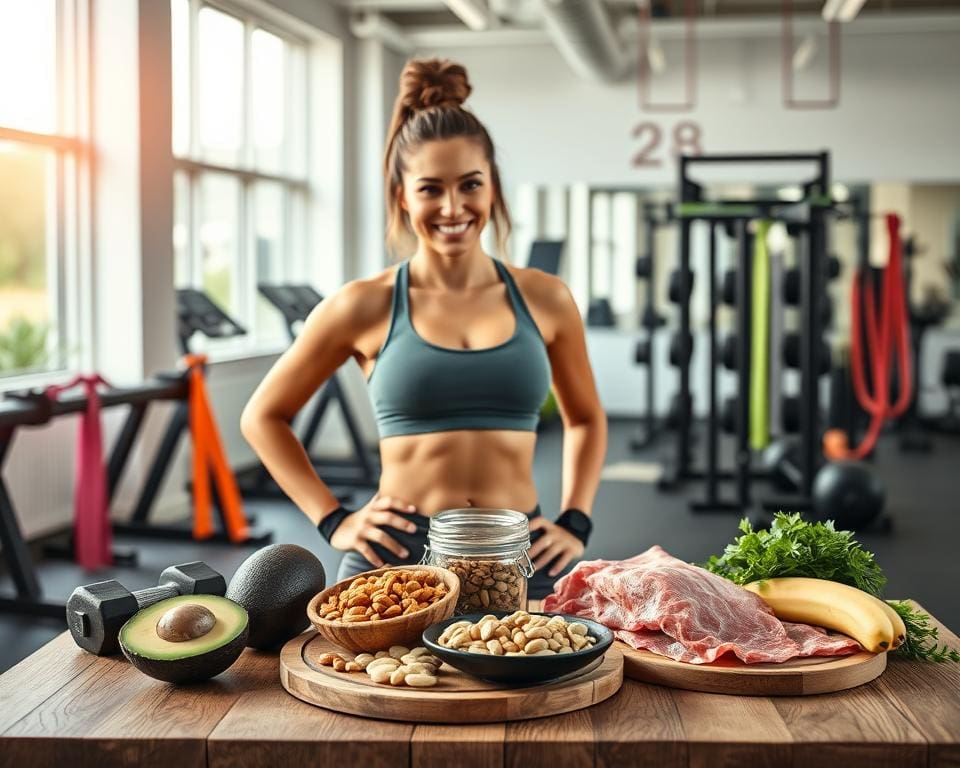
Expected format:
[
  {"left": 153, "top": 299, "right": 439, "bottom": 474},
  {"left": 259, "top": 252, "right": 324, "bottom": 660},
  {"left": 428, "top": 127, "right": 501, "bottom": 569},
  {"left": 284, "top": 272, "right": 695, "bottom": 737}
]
[
  {"left": 446, "top": 559, "right": 527, "bottom": 613},
  {"left": 422, "top": 508, "right": 536, "bottom": 616}
]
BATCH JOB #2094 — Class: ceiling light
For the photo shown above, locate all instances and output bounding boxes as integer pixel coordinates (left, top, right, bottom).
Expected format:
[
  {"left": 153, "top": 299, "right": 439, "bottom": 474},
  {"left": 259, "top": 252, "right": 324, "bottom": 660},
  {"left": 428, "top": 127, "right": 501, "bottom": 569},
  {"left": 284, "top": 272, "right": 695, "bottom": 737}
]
[
  {"left": 792, "top": 35, "right": 817, "bottom": 72},
  {"left": 822, "top": 0, "right": 867, "bottom": 23},
  {"left": 777, "top": 185, "right": 804, "bottom": 202},
  {"left": 647, "top": 37, "right": 666, "bottom": 75},
  {"left": 444, "top": 0, "right": 496, "bottom": 32},
  {"left": 831, "top": 182, "right": 850, "bottom": 203}
]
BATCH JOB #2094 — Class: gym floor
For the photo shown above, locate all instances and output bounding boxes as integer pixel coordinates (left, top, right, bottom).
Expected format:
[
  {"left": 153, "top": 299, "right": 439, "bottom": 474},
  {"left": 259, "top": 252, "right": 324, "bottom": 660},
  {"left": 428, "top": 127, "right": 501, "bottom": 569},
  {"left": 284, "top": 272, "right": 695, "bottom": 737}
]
[{"left": 1, "top": 417, "right": 957, "bottom": 674}]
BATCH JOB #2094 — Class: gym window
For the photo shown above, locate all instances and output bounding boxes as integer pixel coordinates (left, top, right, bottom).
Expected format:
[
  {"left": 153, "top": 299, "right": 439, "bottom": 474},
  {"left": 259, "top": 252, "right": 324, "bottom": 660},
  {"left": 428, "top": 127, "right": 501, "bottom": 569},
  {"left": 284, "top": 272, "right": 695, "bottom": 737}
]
[
  {"left": 171, "top": 0, "right": 310, "bottom": 356},
  {"left": 0, "top": 0, "right": 90, "bottom": 385}
]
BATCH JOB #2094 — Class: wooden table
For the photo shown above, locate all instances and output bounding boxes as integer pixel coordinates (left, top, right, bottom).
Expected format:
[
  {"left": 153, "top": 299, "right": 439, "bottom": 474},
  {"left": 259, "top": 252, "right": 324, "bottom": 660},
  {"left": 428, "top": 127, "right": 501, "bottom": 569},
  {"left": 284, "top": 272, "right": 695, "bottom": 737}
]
[{"left": 1, "top": 602, "right": 958, "bottom": 768}]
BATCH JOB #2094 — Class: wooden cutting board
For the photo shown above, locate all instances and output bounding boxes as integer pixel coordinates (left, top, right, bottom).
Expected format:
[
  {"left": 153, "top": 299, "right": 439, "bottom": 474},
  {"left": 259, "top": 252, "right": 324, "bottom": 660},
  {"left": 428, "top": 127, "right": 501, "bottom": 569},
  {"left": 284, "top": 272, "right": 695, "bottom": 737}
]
[
  {"left": 617, "top": 640, "right": 887, "bottom": 695},
  {"left": 280, "top": 631, "right": 624, "bottom": 723}
]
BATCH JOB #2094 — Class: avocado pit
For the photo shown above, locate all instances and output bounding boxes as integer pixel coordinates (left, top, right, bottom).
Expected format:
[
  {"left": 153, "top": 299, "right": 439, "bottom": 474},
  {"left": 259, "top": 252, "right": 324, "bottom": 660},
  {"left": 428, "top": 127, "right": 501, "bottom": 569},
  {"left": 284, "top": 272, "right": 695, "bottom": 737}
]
[{"left": 156, "top": 603, "right": 217, "bottom": 643}]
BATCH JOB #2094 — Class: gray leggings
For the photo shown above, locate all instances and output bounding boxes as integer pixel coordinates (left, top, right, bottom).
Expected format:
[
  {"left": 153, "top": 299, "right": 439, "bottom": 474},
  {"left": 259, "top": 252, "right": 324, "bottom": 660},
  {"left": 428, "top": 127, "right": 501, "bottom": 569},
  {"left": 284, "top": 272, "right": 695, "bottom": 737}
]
[{"left": 335, "top": 505, "right": 574, "bottom": 600}]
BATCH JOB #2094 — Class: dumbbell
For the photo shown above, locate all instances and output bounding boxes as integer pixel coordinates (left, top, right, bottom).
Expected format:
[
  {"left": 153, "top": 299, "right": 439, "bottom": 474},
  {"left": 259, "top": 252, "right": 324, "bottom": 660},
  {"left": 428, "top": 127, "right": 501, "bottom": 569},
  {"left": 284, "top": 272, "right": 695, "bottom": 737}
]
[
  {"left": 635, "top": 255, "right": 652, "bottom": 279},
  {"left": 66, "top": 561, "right": 226, "bottom": 656},
  {"left": 668, "top": 269, "right": 695, "bottom": 304},
  {"left": 635, "top": 338, "right": 651, "bottom": 365},
  {"left": 669, "top": 331, "right": 693, "bottom": 367},
  {"left": 782, "top": 395, "right": 800, "bottom": 433},
  {"left": 721, "top": 270, "right": 737, "bottom": 306},
  {"left": 720, "top": 396, "right": 737, "bottom": 434},
  {"left": 784, "top": 268, "right": 840, "bottom": 307},
  {"left": 641, "top": 305, "right": 666, "bottom": 329},
  {"left": 783, "top": 332, "right": 831, "bottom": 374},
  {"left": 721, "top": 334, "right": 738, "bottom": 371}
]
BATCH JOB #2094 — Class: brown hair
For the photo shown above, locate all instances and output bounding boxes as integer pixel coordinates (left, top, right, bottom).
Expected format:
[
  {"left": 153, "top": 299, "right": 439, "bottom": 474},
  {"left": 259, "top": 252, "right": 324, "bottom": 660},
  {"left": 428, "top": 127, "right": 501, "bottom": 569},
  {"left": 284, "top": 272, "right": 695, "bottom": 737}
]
[{"left": 383, "top": 58, "right": 512, "bottom": 259}]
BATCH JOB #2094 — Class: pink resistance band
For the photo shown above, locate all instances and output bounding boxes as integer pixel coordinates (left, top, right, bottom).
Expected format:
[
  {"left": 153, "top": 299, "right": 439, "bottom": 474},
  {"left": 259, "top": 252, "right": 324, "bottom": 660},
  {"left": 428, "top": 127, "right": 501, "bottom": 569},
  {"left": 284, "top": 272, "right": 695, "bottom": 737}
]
[{"left": 44, "top": 374, "right": 113, "bottom": 570}]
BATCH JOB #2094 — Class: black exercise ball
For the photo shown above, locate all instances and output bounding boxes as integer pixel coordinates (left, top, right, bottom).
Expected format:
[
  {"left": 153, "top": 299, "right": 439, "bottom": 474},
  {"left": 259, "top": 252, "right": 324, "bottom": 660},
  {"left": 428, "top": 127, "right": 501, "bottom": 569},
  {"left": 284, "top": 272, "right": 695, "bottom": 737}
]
[{"left": 811, "top": 462, "right": 885, "bottom": 531}]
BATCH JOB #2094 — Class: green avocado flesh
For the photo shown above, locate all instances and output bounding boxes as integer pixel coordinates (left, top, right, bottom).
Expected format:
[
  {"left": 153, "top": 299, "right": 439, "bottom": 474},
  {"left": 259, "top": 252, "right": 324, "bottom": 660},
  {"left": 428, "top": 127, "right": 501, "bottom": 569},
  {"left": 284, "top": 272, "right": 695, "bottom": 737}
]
[{"left": 120, "top": 594, "right": 248, "bottom": 662}]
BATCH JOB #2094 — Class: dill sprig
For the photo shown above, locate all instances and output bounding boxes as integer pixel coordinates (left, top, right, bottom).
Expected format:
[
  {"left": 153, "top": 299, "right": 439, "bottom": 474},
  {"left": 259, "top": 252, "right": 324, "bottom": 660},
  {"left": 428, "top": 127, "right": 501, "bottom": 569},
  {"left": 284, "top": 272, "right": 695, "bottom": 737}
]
[{"left": 703, "top": 512, "right": 887, "bottom": 596}]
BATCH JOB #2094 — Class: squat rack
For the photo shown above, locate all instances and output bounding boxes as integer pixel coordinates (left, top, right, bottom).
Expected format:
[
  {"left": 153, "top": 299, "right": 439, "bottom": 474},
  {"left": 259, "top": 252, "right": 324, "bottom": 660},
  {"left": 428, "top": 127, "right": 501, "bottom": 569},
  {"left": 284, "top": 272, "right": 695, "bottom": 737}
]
[{"left": 664, "top": 151, "right": 832, "bottom": 514}]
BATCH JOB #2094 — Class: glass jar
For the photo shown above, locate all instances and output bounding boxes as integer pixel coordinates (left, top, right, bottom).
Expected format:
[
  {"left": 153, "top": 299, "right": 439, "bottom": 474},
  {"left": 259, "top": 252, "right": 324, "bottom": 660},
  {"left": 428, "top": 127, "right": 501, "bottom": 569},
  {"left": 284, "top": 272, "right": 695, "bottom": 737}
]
[{"left": 422, "top": 508, "right": 535, "bottom": 615}]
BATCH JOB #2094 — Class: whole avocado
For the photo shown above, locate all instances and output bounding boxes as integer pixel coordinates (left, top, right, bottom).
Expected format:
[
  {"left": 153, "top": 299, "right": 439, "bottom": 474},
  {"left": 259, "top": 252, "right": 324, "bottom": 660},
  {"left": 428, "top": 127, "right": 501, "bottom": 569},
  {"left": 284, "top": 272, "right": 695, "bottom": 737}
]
[{"left": 226, "top": 543, "right": 326, "bottom": 650}]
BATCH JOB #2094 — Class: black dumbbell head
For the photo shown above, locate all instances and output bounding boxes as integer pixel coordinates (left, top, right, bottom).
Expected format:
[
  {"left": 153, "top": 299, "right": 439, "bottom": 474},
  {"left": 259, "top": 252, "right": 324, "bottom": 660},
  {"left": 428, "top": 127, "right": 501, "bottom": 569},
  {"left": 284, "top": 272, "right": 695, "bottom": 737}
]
[
  {"left": 636, "top": 255, "right": 652, "bottom": 279},
  {"left": 160, "top": 561, "right": 227, "bottom": 596},
  {"left": 721, "top": 270, "right": 737, "bottom": 306},
  {"left": 66, "top": 580, "right": 138, "bottom": 656},
  {"left": 721, "top": 396, "right": 737, "bottom": 434},
  {"left": 635, "top": 339, "right": 651, "bottom": 365},
  {"left": 721, "top": 334, "right": 738, "bottom": 370},
  {"left": 782, "top": 395, "right": 799, "bottom": 433}
]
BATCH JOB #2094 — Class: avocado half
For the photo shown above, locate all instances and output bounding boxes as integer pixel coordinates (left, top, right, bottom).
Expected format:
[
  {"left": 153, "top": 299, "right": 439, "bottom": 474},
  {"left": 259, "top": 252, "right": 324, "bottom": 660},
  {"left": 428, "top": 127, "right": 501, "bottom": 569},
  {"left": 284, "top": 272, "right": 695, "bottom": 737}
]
[
  {"left": 119, "top": 594, "right": 249, "bottom": 684},
  {"left": 226, "top": 543, "right": 326, "bottom": 650}
]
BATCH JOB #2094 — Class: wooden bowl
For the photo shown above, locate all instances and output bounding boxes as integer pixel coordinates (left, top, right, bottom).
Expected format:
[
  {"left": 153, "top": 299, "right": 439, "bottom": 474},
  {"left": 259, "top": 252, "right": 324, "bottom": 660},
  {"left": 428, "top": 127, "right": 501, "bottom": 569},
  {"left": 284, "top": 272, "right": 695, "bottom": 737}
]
[{"left": 306, "top": 565, "right": 460, "bottom": 653}]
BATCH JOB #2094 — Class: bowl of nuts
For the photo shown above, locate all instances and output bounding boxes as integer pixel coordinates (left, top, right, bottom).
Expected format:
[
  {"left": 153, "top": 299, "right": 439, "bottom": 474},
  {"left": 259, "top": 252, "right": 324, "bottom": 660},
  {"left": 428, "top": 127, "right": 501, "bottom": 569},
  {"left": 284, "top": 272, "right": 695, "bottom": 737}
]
[
  {"left": 307, "top": 566, "right": 460, "bottom": 653},
  {"left": 422, "top": 610, "right": 614, "bottom": 684}
]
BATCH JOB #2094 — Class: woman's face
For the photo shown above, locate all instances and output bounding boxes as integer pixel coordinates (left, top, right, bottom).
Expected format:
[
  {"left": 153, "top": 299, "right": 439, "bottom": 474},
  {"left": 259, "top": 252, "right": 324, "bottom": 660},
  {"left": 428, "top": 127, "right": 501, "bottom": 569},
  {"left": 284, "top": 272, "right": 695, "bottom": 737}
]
[{"left": 399, "top": 137, "right": 495, "bottom": 257}]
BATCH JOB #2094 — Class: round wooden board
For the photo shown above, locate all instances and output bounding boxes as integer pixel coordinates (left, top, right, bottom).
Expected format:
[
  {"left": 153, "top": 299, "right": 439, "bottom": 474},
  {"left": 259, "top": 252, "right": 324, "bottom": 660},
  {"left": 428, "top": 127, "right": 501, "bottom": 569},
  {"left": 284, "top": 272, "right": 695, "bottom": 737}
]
[
  {"left": 618, "top": 640, "right": 887, "bottom": 696},
  {"left": 280, "top": 631, "right": 624, "bottom": 723}
]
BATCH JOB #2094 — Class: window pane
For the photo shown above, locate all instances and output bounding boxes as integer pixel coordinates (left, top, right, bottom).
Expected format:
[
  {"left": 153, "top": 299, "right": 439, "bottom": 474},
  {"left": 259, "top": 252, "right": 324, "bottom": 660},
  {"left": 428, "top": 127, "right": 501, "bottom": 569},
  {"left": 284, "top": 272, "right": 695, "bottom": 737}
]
[
  {"left": 252, "top": 29, "right": 285, "bottom": 174},
  {"left": 253, "top": 182, "right": 287, "bottom": 342},
  {"left": 0, "top": 142, "right": 58, "bottom": 377},
  {"left": 0, "top": 0, "right": 57, "bottom": 134},
  {"left": 171, "top": 0, "right": 190, "bottom": 157},
  {"left": 198, "top": 7, "right": 243, "bottom": 166},
  {"left": 198, "top": 173, "right": 239, "bottom": 318},
  {"left": 173, "top": 170, "right": 190, "bottom": 286}
]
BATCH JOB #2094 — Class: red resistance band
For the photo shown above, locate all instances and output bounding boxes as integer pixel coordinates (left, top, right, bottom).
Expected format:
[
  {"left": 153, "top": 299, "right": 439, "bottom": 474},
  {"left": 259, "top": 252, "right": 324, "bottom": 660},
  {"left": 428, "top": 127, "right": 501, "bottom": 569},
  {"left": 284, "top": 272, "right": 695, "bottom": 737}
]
[
  {"left": 182, "top": 354, "right": 251, "bottom": 542},
  {"left": 825, "top": 213, "right": 912, "bottom": 460},
  {"left": 44, "top": 374, "right": 113, "bottom": 570}
]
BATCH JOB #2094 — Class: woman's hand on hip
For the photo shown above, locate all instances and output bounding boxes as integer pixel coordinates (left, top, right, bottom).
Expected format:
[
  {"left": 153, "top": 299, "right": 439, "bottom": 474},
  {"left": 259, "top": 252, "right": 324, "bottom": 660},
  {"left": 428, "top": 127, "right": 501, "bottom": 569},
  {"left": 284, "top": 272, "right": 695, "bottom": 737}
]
[
  {"left": 329, "top": 493, "right": 419, "bottom": 567},
  {"left": 527, "top": 516, "right": 584, "bottom": 577}
]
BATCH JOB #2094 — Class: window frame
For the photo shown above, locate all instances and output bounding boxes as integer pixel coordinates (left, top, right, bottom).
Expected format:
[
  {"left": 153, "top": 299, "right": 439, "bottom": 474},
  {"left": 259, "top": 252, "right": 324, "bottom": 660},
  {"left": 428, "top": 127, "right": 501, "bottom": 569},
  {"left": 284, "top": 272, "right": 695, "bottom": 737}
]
[
  {"left": 173, "top": 0, "right": 312, "bottom": 360},
  {"left": 0, "top": 0, "right": 92, "bottom": 388}
]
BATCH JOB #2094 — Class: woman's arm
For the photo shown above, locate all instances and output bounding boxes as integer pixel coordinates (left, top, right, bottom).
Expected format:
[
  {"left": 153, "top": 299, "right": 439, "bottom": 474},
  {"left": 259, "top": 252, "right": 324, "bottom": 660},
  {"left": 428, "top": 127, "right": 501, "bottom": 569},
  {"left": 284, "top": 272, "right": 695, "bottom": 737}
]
[
  {"left": 546, "top": 280, "right": 608, "bottom": 515},
  {"left": 521, "top": 271, "right": 608, "bottom": 575},
  {"left": 240, "top": 281, "right": 374, "bottom": 525}
]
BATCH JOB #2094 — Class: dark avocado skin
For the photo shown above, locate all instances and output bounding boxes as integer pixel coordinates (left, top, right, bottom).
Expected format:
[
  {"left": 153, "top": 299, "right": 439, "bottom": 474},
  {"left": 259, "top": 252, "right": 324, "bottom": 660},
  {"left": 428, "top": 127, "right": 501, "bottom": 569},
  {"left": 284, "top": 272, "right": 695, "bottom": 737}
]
[
  {"left": 226, "top": 544, "right": 326, "bottom": 650},
  {"left": 121, "top": 624, "right": 249, "bottom": 684}
]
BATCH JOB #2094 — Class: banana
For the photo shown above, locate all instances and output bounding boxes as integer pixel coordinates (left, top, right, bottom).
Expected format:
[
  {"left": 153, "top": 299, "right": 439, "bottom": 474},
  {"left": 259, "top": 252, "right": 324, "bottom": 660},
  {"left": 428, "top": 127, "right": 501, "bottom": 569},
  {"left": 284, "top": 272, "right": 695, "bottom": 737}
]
[
  {"left": 878, "top": 599, "right": 907, "bottom": 649},
  {"left": 743, "top": 577, "right": 895, "bottom": 654}
]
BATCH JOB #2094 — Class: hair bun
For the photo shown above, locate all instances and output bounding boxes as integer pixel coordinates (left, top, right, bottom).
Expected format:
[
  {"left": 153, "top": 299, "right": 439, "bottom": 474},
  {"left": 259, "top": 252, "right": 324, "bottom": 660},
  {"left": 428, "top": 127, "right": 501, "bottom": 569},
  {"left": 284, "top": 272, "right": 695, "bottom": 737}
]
[{"left": 399, "top": 58, "right": 472, "bottom": 112}]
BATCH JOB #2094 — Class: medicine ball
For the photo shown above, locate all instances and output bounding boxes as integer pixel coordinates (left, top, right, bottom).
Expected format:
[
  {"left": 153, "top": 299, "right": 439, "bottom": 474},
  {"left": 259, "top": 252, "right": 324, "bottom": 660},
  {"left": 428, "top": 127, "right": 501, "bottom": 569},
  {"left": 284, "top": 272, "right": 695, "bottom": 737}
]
[{"left": 811, "top": 462, "right": 885, "bottom": 531}]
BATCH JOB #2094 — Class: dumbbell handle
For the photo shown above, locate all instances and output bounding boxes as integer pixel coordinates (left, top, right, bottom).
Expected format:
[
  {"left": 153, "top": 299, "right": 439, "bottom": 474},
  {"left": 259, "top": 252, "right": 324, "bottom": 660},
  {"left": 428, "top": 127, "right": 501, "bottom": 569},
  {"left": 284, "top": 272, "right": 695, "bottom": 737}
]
[{"left": 133, "top": 582, "right": 185, "bottom": 609}]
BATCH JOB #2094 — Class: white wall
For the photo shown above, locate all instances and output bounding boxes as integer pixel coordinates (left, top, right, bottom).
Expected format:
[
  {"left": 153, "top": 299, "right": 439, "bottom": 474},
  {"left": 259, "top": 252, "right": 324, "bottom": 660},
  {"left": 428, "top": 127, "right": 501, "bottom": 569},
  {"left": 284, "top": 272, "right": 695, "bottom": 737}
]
[{"left": 421, "top": 23, "right": 960, "bottom": 188}]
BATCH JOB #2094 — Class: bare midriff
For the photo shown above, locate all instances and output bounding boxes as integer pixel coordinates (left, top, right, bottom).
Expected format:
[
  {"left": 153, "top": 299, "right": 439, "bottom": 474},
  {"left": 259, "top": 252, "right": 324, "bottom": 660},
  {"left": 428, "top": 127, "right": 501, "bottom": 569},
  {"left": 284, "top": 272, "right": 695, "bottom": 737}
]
[{"left": 376, "top": 429, "right": 539, "bottom": 516}]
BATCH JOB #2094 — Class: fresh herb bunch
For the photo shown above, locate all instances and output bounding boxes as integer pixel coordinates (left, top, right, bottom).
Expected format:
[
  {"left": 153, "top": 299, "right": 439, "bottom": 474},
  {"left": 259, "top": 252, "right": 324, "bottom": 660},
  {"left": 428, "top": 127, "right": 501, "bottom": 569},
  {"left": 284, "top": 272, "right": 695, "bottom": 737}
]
[
  {"left": 888, "top": 601, "right": 960, "bottom": 663},
  {"left": 703, "top": 512, "right": 887, "bottom": 596},
  {"left": 704, "top": 512, "right": 959, "bottom": 663}
]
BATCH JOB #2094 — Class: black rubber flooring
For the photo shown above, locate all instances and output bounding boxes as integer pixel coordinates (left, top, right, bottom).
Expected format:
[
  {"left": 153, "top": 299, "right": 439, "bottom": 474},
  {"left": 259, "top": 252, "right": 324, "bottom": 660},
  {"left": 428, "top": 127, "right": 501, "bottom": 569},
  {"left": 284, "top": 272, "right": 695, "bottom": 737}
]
[{"left": 1, "top": 418, "right": 957, "bottom": 673}]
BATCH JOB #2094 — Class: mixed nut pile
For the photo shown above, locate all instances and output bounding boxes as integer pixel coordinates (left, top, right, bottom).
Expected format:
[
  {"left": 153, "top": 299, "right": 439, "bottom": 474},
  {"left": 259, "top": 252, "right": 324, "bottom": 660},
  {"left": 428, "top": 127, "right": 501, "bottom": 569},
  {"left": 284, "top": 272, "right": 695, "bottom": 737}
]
[
  {"left": 318, "top": 645, "right": 442, "bottom": 688},
  {"left": 316, "top": 568, "right": 448, "bottom": 622},
  {"left": 437, "top": 610, "right": 596, "bottom": 656}
]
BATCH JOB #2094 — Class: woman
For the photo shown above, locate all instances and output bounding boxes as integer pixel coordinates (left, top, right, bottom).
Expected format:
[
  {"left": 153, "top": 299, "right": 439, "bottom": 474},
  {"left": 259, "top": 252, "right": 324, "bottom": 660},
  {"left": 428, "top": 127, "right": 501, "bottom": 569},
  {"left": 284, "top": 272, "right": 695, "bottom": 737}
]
[{"left": 241, "top": 59, "right": 607, "bottom": 597}]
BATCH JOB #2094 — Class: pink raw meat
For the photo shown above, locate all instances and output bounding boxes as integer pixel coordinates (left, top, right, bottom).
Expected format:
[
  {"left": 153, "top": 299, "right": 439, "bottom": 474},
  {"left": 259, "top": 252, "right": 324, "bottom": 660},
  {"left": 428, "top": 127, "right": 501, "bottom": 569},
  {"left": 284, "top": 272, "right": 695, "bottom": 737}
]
[{"left": 543, "top": 545, "right": 862, "bottom": 664}]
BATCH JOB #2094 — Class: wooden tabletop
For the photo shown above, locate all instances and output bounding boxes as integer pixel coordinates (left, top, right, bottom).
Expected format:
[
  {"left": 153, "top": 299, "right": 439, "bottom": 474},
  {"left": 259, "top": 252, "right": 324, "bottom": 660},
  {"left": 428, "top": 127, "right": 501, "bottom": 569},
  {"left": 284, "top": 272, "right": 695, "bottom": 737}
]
[{"left": 1, "top": 601, "right": 958, "bottom": 768}]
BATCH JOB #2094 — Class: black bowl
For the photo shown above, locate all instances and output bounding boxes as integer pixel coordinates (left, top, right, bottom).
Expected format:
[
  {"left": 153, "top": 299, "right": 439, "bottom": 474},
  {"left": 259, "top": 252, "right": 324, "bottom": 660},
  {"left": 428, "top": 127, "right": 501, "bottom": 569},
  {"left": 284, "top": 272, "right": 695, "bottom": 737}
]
[{"left": 422, "top": 611, "right": 614, "bottom": 685}]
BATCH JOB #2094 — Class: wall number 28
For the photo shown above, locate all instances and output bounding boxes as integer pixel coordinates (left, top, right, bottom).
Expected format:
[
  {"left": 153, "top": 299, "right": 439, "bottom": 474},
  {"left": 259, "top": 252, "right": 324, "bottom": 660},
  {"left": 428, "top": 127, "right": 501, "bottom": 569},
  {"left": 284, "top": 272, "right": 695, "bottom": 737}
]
[{"left": 631, "top": 121, "right": 704, "bottom": 168}]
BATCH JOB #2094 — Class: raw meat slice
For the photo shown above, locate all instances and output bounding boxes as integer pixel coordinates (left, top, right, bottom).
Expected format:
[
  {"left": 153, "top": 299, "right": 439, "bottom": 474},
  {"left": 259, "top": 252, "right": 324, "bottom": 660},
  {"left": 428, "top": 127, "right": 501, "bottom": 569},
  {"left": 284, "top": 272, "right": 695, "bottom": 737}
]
[{"left": 544, "top": 545, "right": 862, "bottom": 664}]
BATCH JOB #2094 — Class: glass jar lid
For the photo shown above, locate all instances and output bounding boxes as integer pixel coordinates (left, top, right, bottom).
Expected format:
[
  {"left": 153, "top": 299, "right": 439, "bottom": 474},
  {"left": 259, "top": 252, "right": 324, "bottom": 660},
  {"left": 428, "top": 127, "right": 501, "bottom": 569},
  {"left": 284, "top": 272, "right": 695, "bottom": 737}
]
[{"left": 427, "top": 508, "right": 531, "bottom": 558}]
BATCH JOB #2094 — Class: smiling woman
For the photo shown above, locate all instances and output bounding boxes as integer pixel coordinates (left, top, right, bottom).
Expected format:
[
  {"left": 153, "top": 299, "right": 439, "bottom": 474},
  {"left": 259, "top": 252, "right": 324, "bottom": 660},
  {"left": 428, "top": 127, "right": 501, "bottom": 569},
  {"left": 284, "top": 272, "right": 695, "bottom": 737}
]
[{"left": 241, "top": 58, "right": 608, "bottom": 600}]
